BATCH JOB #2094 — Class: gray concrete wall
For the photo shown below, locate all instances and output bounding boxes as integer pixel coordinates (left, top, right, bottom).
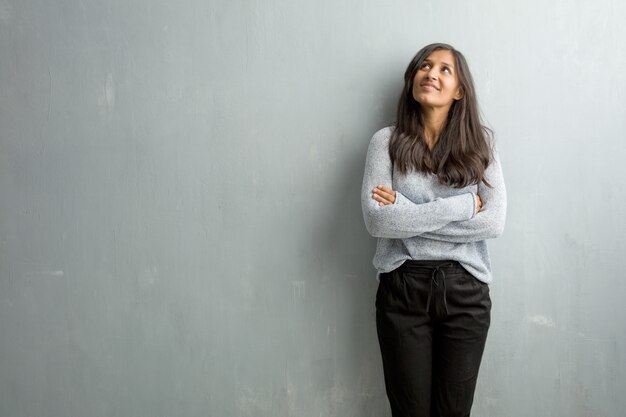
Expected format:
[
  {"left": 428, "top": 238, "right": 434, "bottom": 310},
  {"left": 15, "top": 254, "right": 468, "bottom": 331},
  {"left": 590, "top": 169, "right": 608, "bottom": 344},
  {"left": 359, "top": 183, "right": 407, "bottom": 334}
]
[{"left": 1, "top": 1, "right": 624, "bottom": 416}]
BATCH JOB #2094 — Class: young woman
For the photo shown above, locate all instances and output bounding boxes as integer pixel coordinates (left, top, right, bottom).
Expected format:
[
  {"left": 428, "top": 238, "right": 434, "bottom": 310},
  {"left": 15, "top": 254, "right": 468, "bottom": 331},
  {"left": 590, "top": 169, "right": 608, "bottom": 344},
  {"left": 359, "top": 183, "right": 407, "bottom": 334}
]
[{"left": 360, "top": 43, "right": 507, "bottom": 417}]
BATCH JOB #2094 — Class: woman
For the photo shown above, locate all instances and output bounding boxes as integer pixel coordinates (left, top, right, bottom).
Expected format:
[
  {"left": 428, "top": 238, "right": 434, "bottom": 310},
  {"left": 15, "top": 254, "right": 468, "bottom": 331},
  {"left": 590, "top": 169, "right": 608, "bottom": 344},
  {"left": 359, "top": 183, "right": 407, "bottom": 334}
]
[{"left": 360, "top": 43, "right": 507, "bottom": 417}]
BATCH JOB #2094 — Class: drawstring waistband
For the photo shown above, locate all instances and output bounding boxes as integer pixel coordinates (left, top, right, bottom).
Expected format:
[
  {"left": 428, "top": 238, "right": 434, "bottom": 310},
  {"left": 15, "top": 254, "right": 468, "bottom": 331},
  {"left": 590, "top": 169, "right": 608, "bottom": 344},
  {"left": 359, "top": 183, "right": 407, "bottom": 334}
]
[
  {"left": 426, "top": 262, "right": 454, "bottom": 315},
  {"left": 394, "top": 260, "right": 466, "bottom": 315},
  {"left": 402, "top": 261, "right": 455, "bottom": 315}
]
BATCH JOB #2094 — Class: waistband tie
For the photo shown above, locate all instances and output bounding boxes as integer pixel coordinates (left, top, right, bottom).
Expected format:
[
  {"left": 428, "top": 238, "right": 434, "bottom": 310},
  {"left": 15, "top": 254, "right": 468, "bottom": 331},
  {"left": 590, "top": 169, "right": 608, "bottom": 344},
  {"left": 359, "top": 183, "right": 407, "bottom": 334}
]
[{"left": 424, "top": 262, "right": 454, "bottom": 315}]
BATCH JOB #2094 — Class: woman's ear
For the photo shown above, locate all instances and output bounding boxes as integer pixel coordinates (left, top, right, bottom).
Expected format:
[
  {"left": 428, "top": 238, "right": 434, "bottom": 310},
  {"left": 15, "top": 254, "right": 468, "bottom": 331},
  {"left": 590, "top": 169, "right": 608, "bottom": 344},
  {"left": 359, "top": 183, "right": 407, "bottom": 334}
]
[{"left": 454, "top": 87, "right": 464, "bottom": 100}]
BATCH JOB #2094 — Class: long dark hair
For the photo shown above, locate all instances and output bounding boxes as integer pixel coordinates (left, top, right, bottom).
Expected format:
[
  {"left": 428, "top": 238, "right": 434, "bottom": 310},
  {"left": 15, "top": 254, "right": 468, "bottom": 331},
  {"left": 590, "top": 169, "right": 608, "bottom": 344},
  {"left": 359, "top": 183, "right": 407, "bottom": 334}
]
[{"left": 389, "top": 43, "right": 495, "bottom": 188}]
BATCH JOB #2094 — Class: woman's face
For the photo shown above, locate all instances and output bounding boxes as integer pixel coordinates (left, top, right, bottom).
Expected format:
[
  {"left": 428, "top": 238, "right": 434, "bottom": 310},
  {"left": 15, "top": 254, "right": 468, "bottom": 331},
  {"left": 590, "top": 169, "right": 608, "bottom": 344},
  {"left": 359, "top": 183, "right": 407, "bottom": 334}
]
[{"left": 412, "top": 49, "right": 464, "bottom": 110}]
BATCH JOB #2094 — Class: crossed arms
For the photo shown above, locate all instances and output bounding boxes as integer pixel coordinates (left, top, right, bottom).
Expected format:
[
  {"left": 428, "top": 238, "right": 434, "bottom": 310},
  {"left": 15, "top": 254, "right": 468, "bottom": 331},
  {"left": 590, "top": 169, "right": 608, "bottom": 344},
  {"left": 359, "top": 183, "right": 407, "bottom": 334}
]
[{"left": 360, "top": 129, "right": 507, "bottom": 243}]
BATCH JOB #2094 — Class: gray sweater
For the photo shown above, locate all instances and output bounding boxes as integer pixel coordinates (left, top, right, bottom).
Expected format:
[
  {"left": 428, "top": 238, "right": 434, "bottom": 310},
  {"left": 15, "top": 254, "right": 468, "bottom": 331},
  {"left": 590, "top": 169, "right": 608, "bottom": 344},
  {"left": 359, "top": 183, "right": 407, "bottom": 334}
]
[{"left": 361, "top": 126, "right": 507, "bottom": 284}]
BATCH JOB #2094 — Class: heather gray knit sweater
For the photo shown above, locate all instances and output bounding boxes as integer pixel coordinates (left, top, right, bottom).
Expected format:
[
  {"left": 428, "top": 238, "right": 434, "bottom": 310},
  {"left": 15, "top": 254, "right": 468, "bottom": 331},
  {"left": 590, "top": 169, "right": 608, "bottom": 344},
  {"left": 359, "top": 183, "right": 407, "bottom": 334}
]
[{"left": 361, "top": 126, "right": 507, "bottom": 284}]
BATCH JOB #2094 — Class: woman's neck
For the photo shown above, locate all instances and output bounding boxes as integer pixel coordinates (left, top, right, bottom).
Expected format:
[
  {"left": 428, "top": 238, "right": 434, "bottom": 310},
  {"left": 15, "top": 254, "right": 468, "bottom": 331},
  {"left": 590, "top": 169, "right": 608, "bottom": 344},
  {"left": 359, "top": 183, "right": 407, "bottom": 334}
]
[{"left": 421, "top": 107, "right": 450, "bottom": 150}]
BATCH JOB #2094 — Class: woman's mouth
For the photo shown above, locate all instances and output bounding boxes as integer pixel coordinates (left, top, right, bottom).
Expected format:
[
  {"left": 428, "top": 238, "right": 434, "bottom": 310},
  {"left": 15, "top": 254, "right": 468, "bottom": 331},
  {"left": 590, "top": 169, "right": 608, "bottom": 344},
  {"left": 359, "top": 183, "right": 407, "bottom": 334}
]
[{"left": 421, "top": 84, "right": 438, "bottom": 91}]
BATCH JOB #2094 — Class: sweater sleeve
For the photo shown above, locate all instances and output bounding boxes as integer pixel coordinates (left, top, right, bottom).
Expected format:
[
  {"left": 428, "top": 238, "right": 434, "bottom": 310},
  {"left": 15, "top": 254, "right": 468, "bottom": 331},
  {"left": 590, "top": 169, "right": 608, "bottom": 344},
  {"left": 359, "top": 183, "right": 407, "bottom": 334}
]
[
  {"left": 417, "top": 145, "right": 507, "bottom": 243},
  {"left": 361, "top": 129, "right": 476, "bottom": 239}
]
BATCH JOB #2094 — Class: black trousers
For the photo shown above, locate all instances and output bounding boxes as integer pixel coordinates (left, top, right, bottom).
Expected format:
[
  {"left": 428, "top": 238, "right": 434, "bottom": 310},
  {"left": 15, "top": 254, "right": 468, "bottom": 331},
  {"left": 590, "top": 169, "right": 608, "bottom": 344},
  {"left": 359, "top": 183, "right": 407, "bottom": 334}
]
[{"left": 375, "top": 260, "right": 491, "bottom": 417}]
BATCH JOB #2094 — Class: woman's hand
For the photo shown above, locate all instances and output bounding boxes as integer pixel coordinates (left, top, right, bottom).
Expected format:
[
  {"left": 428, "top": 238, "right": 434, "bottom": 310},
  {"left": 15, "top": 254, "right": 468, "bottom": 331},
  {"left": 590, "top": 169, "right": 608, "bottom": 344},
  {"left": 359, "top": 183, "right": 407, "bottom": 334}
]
[
  {"left": 372, "top": 185, "right": 396, "bottom": 206},
  {"left": 474, "top": 193, "right": 483, "bottom": 213}
]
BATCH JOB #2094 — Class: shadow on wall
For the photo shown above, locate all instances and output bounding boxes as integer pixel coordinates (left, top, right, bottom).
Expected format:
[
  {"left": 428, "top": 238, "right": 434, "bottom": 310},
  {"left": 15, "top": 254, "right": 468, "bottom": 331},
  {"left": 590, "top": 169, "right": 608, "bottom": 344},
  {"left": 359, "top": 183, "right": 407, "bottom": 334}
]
[{"left": 299, "top": 74, "right": 399, "bottom": 416}]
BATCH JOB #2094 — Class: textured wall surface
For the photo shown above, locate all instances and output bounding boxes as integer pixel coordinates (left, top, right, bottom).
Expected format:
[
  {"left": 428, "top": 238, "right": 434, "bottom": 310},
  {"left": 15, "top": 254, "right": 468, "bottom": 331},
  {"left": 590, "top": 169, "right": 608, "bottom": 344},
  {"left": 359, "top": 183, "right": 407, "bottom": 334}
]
[{"left": 1, "top": 1, "right": 625, "bottom": 416}]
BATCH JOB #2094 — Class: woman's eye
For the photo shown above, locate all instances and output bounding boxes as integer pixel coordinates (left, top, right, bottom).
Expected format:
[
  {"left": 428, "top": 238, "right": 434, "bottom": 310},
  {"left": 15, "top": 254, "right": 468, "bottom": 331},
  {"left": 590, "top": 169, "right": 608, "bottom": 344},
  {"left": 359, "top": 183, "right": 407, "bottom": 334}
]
[{"left": 442, "top": 67, "right": 450, "bottom": 73}]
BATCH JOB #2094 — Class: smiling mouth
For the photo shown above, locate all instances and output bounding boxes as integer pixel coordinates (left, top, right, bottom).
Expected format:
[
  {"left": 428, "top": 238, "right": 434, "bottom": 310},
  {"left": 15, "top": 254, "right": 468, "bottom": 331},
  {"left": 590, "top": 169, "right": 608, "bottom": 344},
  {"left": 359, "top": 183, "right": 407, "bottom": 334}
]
[{"left": 421, "top": 84, "right": 439, "bottom": 91}]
